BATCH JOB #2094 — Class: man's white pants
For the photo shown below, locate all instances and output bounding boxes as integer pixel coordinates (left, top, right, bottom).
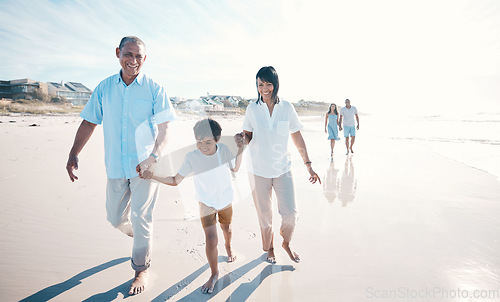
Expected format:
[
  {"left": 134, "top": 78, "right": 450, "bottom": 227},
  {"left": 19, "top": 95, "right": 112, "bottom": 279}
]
[{"left": 106, "top": 177, "right": 159, "bottom": 271}]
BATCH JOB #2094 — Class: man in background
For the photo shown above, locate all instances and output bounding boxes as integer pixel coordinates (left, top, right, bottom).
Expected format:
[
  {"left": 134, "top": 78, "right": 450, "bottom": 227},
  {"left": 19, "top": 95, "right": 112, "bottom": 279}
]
[{"left": 339, "top": 98, "right": 359, "bottom": 155}]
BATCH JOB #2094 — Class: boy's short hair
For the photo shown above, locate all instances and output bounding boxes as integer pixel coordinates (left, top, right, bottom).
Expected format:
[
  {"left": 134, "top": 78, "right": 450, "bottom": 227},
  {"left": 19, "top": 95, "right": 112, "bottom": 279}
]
[{"left": 193, "top": 118, "right": 222, "bottom": 142}]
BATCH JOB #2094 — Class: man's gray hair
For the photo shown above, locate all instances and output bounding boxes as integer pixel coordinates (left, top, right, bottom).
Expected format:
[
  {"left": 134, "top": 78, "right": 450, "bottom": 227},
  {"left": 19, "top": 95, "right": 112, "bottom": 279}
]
[{"left": 118, "top": 36, "right": 146, "bottom": 50}]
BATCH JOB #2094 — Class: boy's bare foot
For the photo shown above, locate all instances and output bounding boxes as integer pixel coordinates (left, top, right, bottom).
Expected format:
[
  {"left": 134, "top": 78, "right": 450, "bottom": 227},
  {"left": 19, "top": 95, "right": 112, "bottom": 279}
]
[
  {"left": 226, "top": 245, "right": 236, "bottom": 262},
  {"left": 201, "top": 273, "right": 219, "bottom": 294},
  {"left": 129, "top": 270, "right": 148, "bottom": 295},
  {"left": 350, "top": 148, "right": 354, "bottom": 153},
  {"left": 266, "top": 248, "right": 276, "bottom": 264},
  {"left": 282, "top": 242, "right": 300, "bottom": 263}
]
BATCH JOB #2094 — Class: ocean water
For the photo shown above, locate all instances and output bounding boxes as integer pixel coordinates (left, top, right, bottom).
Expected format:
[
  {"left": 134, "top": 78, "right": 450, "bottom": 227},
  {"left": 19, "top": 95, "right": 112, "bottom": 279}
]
[{"left": 366, "top": 112, "right": 500, "bottom": 181}]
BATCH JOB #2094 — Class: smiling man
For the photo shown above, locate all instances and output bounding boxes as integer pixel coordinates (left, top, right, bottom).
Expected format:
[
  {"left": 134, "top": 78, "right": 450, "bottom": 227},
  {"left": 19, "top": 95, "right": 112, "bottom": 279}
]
[{"left": 66, "top": 36, "right": 176, "bottom": 295}]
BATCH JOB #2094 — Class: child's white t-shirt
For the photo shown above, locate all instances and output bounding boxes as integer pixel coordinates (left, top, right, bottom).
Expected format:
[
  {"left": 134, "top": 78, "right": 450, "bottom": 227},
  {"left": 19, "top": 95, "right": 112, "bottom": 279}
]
[{"left": 178, "top": 143, "right": 235, "bottom": 210}]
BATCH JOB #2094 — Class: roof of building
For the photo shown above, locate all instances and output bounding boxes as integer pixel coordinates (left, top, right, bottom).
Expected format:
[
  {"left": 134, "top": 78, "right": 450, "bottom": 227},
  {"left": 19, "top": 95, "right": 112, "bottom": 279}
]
[
  {"left": 48, "top": 81, "right": 91, "bottom": 93},
  {"left": 67, "top": 82, "right": 92, "bottom": 92}
]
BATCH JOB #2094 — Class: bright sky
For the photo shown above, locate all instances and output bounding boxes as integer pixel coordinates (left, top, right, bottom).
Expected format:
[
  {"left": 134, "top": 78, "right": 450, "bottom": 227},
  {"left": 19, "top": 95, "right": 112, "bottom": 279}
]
[{"left": 1, "top": 0, "right": 499, "bottom": 115}]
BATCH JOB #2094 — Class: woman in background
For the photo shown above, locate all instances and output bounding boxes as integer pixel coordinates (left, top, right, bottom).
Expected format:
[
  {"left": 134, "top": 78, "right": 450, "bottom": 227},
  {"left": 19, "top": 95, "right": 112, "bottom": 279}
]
[{"left": 324, "top": 103, "right": 340, "bottom": 157}]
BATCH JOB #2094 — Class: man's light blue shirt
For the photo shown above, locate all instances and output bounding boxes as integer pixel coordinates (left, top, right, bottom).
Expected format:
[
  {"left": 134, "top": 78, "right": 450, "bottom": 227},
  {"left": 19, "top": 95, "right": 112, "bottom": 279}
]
[{"left": 80, "top": 72, "right": 176, "bottom": 179}]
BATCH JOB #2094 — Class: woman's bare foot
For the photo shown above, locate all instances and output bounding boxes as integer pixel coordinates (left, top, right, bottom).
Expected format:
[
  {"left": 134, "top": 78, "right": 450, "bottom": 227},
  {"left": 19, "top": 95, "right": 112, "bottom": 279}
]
[
  {"left": 226, "top": 244, "right": 236, "bottom": 262},
  {"left": 129, "top": 270, "right": 148, "bottom": 295},
  {"left": 282, "top": 242, "right": 300, "bottom": 263},
  {"left": 266, "top": 248, "right": 276, "bottom": 264},
  {"left": 201, "top": 273, "right": 219, "bottom": 294}
]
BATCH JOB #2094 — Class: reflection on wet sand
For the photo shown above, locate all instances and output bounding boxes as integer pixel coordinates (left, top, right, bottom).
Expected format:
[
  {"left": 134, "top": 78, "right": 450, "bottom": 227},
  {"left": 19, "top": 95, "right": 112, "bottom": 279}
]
[
  {"left": 339, "top": 156, "right": 357, "bottom": 206},
  {"left": 323, "top": 156, "right": 357, "bottom": 206},
  {"left": 323, "top": 159, "right": 340, "bottom": 203}
]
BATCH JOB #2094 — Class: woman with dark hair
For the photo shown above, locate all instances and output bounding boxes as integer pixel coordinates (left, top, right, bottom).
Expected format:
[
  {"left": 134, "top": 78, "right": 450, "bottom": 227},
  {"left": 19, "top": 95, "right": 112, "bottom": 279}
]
[
  {"left": 240, "top": 66, "right": 320, "bottom": 263},
  {"left": 324, "top": 103, "right": 340, "bottom": 157}
]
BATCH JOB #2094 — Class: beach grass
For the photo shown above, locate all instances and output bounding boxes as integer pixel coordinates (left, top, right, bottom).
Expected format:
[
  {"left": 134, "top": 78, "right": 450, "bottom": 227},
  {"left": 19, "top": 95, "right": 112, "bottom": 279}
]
[{"left": 0, "top": 99, "right": 83, "bottom": 115}]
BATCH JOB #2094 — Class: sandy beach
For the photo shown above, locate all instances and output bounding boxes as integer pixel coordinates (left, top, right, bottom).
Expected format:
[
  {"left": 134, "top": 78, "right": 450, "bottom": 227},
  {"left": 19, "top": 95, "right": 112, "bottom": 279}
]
[{"left": 1, "top": 113, "right": 500, "bottom": 301}]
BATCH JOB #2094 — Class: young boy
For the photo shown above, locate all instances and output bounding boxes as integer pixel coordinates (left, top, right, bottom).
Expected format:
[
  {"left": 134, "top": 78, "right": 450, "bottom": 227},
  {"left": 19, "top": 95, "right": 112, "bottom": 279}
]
[{"left": 143, "top": 118, "right": 244, "bottom": 294}]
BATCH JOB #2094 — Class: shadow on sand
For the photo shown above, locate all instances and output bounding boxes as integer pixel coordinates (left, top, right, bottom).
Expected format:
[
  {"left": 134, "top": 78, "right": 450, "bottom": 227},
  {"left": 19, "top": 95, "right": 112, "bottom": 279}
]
[
  {"left": 22, "top": 255, "right": 295, "bottom": 301},
  {"left": 20, "top": 257, "right": 130, "bottom": 302},
  {"left": 153, "top": 254, "right": 295, "bottom": 301}
]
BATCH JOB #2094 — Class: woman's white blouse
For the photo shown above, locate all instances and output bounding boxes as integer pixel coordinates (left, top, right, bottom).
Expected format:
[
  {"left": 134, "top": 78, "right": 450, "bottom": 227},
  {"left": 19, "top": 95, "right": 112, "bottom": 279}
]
[{"left": 242, "top": 100, "right": 303, "bottom": 178}]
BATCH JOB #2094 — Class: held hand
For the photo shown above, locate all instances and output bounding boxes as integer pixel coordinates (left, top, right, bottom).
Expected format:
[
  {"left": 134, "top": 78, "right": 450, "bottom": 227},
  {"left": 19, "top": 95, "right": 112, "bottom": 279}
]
[
  {"left": 140, "top": 169, "right": 154, "bottom": 179},
  {"left": 339, "top": 126, "right": 343, "bottom": 131},
  {"left": 234, "top": 132, "right": 246, "bottom": 148},
  {"left": 135, "top": 164, "right": 147, "bottom": 178},
  {"left": 137, "top": 157, "right": 156, "bottom": 179},
  {"left": 137, "top": 164, "right": 153, "bottom": 179},
  {"left": 307, "top": 166, "right": 321, "bottom": 184},
  {"left": 66, "top": 155, "right": 79, "bottom": 182}
]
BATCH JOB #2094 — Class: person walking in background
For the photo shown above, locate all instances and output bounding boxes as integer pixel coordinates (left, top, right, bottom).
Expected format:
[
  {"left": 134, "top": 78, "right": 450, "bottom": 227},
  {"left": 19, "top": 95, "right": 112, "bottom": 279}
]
[
  {"left": 324, "top": 103, "right": 341, "bottom": 157},
  {"left": 339, "top": 99, "right": 359, "bottom": 155},
  {"left": 65, "top": 36, "right": 176, "bottom": 295},
  {"left": 241, "top": 66, "right": 321, "bottom": 264}
]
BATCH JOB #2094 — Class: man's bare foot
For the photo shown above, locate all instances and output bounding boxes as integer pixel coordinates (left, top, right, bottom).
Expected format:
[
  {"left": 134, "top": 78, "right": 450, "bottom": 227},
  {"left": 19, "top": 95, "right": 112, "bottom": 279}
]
[
  {"left": 350, "top": 148, "right": 354, "bottom": 153},
  {"left": 266, "top": 248, "right": 276, "bottom": 264},
  {"left": 282, "top": 242, "right": 300, "bottom": 263},
  {"left": 226, "top": 245, "right": 236, "bottom": 262},
  {"left": 201, "top": 273, "right": 219, "bottom": 294},
  {"left": 129, "top": 270, "right": 148, "bottom": 295}
]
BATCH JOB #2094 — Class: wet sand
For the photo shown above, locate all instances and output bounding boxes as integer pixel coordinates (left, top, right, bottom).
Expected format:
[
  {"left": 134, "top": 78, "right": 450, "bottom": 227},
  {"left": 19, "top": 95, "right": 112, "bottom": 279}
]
[{"left": 1, "top": 114, "right": 499, "bottom": 301}]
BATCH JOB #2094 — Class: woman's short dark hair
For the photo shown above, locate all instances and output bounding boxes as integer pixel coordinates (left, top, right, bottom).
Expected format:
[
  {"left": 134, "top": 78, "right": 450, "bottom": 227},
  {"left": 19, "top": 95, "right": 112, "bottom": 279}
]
[
  {"left": 256, "top": 66, "right": 280, "bottom": 104},
  {"left": 193, "top": 118, "right": 222, "bottom": 142}
]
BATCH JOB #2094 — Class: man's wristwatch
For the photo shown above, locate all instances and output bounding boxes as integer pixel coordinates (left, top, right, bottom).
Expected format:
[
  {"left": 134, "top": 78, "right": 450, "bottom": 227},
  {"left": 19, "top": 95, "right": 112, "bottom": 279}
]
[{"left": 149, "top": 153, "right": 159, "bottom": 162}]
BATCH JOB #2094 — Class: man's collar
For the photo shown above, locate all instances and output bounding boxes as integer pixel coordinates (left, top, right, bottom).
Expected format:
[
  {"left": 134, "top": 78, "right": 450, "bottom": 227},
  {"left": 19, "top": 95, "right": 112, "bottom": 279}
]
[
  {"left": 115, "top": 72, "right": 121, "bottom": 84},
  {"left": 135, "top": 73, "right": 145, "bottom": 85},
  {"left": 116, "top": 71, "right": 145, "bottom": 85}
]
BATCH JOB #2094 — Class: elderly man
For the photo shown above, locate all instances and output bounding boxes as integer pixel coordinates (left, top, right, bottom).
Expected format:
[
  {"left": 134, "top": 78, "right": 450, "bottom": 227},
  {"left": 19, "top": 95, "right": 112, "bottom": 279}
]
[
  {"left": 339, "top": 99, "right": 359, "bottom": 155},
  {"left": 66, "top": 36, "right": 176, "bottom": 295}
]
